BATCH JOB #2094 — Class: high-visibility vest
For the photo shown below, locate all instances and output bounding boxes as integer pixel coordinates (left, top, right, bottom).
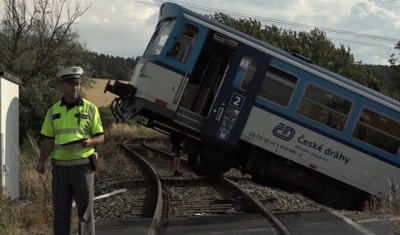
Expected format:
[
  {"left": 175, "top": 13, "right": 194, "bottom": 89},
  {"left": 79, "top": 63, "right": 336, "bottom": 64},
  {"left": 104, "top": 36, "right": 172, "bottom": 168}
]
[{"left": 40, "top": 97, "right": 103, "bottom": 160}]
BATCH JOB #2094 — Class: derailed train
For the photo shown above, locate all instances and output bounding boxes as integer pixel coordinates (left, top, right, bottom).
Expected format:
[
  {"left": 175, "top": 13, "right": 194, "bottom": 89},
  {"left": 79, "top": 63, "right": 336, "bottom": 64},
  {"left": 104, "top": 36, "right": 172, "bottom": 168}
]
[{"left": 105, "top": 2, "right": 400, "bottom": 210}]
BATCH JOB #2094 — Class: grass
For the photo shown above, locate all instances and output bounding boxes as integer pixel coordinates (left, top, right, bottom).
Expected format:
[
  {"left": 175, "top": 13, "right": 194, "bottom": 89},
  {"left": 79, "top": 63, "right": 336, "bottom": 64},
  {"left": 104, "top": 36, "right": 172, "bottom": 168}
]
[
  {"left": 0, "top": 187, "right": 20, "bottom": 234},
  {"left": 364, "top": 180, "right": 400, "bottom": 215}
]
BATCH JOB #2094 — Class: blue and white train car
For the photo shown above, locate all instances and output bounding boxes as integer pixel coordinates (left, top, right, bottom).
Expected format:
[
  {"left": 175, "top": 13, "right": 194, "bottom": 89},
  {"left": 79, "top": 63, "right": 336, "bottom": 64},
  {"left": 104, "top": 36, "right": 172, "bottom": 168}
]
[{"left": 105, "top": 2, "right": 400, "bottom": 209}]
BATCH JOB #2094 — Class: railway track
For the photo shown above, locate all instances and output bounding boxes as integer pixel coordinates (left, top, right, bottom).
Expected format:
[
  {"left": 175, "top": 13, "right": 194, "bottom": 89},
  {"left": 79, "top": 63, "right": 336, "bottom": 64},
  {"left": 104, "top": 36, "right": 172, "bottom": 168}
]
[
  {"left": 124, "top": 137, "right": 291, "bottom": 234},
  {"left": 94, "top": 138, "right": 161, "bottom": 220}
]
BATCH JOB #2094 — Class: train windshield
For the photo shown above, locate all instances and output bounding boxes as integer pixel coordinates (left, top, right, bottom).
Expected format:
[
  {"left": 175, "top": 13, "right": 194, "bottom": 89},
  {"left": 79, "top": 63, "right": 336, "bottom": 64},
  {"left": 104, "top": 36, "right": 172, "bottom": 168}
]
[{"left": 144, "top": 18, "right": 176, "bottom": 57}]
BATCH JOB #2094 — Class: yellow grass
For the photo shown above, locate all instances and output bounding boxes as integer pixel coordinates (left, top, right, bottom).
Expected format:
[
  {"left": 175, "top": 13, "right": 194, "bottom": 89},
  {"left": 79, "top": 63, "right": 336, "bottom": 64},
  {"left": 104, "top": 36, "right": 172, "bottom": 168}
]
[{"left": 83, "top": 79, "right": 128, "bottom": 107}]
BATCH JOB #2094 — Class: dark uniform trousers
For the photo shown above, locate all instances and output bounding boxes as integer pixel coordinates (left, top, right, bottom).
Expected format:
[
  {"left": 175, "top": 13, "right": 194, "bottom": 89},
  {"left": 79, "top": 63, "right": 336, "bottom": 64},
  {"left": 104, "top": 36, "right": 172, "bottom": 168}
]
[{"left": 52, "top": 163, "right": 95, "bottom": 235}]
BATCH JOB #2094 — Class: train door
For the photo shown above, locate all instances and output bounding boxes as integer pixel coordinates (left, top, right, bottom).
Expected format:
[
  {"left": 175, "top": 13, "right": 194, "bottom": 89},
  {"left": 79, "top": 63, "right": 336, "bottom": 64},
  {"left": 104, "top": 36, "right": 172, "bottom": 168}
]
[
  {"left": 203, "top": 44, "right": 270, "bottom": 147},
  {"left": 174, "top": 32, "right": 237, "bottom": 131}
]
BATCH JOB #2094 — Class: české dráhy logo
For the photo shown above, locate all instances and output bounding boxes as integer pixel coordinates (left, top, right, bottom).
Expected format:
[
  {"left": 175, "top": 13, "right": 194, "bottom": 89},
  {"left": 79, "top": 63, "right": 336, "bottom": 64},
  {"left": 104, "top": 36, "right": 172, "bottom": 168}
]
[{"left": 273, "top": 123, "right": 295, "bottom": 141}]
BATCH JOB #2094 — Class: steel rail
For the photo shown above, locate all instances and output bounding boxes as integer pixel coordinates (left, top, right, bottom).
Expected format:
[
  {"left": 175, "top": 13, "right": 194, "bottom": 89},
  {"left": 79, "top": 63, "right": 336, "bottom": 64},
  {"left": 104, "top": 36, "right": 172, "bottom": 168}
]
[{"left": 123, "top": 139, "right": 164, "bottom": 235}]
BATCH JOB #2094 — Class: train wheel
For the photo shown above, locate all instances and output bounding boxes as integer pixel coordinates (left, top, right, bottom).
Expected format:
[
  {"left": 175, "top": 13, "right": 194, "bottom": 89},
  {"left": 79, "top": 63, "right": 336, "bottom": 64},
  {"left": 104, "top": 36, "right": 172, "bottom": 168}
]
[
  {"left": 187, "top": 143, "right": 230, "bottom": 177},
  {"left": 188, "top": 150, "right": 229, "bottom": 177}
]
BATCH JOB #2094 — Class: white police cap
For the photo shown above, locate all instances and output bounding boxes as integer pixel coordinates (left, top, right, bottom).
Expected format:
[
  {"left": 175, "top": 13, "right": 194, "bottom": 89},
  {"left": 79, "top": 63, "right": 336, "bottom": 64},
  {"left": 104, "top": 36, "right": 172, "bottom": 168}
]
[{"left": 57, "top": 66, "right": 83, "bottom": 83}]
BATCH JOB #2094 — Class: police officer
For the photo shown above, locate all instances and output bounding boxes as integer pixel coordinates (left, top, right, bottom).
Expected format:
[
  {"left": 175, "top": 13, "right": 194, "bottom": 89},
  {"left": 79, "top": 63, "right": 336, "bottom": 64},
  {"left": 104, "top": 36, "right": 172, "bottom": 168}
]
[{"left": 36, "top": 66, "right": 104, "bottom": 235}]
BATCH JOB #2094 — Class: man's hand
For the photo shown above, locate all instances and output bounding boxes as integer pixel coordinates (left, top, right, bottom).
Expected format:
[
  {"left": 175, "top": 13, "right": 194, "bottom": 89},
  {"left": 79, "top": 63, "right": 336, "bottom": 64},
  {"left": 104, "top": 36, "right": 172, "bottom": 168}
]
[
  {"left": 36, "top": 161, "right": 46, "bottom": 174},
  {"left": 80, "top": 138, "right": 92, "bottom": 147},
  {"left": 37, "top": 138, "right": 54, "bottom": 174},
  {"left": 80, "top": 135, "right": 104, "bottom": 147}
]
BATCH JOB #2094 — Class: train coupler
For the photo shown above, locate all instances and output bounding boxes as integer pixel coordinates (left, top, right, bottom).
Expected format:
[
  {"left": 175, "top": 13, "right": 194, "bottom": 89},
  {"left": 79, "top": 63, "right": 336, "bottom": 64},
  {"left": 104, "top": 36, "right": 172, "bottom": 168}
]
[{"left": 104, "top": 80, "right": 137, "bottom": 98}]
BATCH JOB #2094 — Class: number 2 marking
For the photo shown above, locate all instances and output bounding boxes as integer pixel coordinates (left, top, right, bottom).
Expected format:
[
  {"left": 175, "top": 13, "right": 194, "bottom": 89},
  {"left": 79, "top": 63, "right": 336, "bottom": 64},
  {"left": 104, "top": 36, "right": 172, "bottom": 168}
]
[
  {"left": 232, "top": 96, "right": 241, "bottom": 107},
  {"left": 230, "top": 93, "right": 245, "bottom": 109}
]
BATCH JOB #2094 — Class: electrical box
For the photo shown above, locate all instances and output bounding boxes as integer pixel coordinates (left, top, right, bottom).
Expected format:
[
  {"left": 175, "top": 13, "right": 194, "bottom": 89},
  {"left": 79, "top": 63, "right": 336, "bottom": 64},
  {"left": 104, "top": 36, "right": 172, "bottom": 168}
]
[{"left": 0, "top": 71, "right": 21, "bottom": 199}]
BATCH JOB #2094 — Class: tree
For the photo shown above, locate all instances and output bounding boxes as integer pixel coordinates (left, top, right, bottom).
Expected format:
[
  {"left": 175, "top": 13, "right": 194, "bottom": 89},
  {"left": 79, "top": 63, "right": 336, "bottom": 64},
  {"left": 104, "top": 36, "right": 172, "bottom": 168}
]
[
  {"left": 87, "top": 52, "right": 139, "bottom": 80},
  {"left": 0, "top": 0, "right": 93, "bottom": 140},
  {"left": 386, "top": 41, "right": 400, "bottom": 99}
]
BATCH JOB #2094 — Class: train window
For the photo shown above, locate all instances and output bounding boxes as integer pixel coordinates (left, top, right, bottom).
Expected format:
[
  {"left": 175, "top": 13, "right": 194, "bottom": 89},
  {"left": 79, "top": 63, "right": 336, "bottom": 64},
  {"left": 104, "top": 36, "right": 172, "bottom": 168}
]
[
  {"left": 258, "top": 66, "right": 297, "bottom": 107},
  {"left": 353, "top": 109, "right": 400, "bottom": 155},
  {"left": 172, "top": 24, "right": 199, "bottom": 63},
  {"left": 232, "top": 56, "right": 258, "bottom": 91},
  {"left": 297, "top": 84, "right": 352, "bottom": 131},
  {"left": 144, "top": 18, "right": 176, "bottom": 57}
]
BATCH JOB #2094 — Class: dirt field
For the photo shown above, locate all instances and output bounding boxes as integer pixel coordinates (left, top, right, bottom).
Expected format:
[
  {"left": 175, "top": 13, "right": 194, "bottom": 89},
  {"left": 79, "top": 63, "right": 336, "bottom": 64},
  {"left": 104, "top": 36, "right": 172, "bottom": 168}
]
[{"left": 83, "top": 79, "right": 128, "bottom": 107}]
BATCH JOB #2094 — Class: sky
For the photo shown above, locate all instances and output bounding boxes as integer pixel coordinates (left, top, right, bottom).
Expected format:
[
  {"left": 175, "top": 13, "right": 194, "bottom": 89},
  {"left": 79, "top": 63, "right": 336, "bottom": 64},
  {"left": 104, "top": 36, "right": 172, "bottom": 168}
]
[{"left": 3, "top": 0, "right": 400, "bottom": 65}]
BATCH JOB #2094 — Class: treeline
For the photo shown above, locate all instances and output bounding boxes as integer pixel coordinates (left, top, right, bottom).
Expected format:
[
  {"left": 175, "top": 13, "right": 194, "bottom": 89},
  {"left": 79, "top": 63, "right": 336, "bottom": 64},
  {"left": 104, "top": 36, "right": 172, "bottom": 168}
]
[
  {"left": 365, "top": 65, "right": 393, "bottom": 82},
  {"left": 88, "top": 52, "right": 139, "bottom": 80},
  {"left": 365, "top": 64, "right": 400, "bottom": 93}
]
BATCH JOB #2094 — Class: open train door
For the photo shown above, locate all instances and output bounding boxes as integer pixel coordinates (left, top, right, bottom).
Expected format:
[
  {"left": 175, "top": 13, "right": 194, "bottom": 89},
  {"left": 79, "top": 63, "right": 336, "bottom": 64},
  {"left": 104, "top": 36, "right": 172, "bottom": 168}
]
[{"left": 202, "top": 44, "right": 270, "bottom": 147}]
